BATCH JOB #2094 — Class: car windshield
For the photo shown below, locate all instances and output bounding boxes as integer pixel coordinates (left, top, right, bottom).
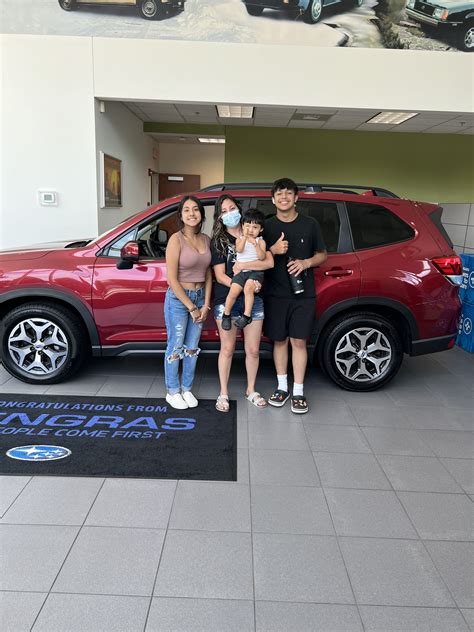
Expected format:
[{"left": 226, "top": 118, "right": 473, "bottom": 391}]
[{"left": 93, "top": 207, "right": 152, "bottom": 244}]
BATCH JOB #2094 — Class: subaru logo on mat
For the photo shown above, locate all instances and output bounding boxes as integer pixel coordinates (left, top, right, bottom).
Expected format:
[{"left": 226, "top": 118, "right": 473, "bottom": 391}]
[
  {"left": 469, "top": 271, "right": 474, "bottom": 289},
  {"left": 6, "top": 445, "right": 71, "bottom": 461},
  {"left": 463, "top": 318, "right": 472, "bottom": 335}
]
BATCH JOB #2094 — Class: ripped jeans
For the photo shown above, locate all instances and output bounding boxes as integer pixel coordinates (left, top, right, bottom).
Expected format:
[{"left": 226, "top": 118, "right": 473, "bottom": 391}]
[{"left": 164, "top": 286, "right": 204, "bottom": 395}]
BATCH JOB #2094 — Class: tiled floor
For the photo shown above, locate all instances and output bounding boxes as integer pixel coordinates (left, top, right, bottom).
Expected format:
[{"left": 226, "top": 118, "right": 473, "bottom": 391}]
[{"left": 0, "top": 347, "right": 473, "bottom": 631}]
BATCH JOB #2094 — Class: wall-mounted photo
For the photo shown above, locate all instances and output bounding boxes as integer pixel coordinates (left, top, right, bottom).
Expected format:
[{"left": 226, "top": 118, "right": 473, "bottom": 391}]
[
  {"left": 100, "top": 152, "right": 122, "bottom": 208},
  {"left": 1, "top": 0, "right": 473, "bottom": 51}
]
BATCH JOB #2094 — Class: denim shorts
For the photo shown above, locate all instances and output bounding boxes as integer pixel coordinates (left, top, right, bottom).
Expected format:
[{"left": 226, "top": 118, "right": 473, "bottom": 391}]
[{"left": 214, "top": 294, "right": 264, "bottom": 321}]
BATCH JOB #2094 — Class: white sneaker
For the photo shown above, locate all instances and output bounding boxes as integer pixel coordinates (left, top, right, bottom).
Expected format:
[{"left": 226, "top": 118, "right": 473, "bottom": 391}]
[
  {"left": 182, "top": 391, "right": 198, "bottom": 408},
  {"left": 166, "top": 393, "right": 189, "bottom": 410}
]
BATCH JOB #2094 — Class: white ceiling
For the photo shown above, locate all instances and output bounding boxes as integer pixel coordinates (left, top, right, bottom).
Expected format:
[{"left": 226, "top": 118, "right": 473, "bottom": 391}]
[{"left": 124, "top": 101, "right": 474, "bottom": 140}]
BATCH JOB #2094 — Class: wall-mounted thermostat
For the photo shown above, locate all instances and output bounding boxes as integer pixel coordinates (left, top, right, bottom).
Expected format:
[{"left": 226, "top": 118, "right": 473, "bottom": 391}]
[{"left": 38, "top": 191, "right": 58, "bottom": 206}]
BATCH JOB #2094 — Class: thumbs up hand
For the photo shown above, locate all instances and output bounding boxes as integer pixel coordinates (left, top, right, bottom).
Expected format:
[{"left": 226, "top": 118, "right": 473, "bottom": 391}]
[{"left": 272, "top": 232, "right": 289, "bottom": 255}]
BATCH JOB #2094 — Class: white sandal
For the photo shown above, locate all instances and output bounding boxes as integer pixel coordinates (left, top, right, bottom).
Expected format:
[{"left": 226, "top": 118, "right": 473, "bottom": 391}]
[
  {"left": 246, "top": 392, "right": 268, "bottom": 409},
  {"left": 215, "top": 394, "right": 230, "bottom": 413}
]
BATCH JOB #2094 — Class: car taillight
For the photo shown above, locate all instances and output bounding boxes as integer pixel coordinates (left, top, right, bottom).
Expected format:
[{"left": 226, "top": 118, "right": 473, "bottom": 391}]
[{"left": 432, "top": 256, "right": 463, "bottom": 286}]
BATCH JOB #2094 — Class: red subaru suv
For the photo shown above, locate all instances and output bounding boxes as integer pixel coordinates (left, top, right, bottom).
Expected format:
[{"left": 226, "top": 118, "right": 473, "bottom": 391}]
[{"left": 0, "top": 183, "right": 462, "bottom": 391}]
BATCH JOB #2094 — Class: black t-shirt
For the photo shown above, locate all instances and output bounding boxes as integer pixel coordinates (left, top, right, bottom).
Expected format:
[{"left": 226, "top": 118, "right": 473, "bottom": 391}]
[
  {"left": 263, "top": 214, "right": 326, "bottom": 299},
  {"left": 210, "top": 234, "right": 237, "bottom": 306}
]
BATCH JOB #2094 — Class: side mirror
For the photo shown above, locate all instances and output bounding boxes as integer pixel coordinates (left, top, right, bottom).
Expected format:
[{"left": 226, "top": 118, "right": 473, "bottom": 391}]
[{"left": 116, "top": 241, "right": 139, "bottom": 269}]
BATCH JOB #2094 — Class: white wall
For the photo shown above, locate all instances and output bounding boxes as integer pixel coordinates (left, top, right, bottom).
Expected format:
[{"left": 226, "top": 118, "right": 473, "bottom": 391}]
[
  {"left": 95, "top": 101, "right": 159, "bottom": 232},
  {"left": 0, "top": 35, "right": 98, "bottom": 248},
  {"left": 158, "top": 143, "right": 224, "bottom": 191}
]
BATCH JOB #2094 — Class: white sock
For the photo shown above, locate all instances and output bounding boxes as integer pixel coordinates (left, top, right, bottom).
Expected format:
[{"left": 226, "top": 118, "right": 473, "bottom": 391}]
[
  {"left": 293, "top": 383, "right": 304, "bottom": 397},
  {"left": 277, "top": 374, "right": 288, "bottom": 392}
]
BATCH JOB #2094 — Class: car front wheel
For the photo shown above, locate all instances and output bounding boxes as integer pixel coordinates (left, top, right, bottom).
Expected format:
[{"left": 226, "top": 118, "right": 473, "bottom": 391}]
[
  {"left": 139, "top": 0, "right": 165, "bottom": 20},
  {"left": 304, "top": 0, "right": 323, "bottom": 23},
  {"left": 58, "top": 0, "right": 77, "bottom": 11},
  {"left": 459, "top": 21, "right": 474, "bottom": 52},
  {"left": 320, "top": 312, "right": 403, "bottom": 391},
  {"left": 1, "top": 303, "right": 89, "bottom": 384},
  {"left": 245, "top": 3, "right": 264, "bottom": 16}
]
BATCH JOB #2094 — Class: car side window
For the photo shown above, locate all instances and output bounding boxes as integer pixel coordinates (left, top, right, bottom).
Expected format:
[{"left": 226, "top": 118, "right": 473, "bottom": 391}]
[
  {"left": 347, "top": 202, "right": 414, "bottom": 250},
  {"left": 106, "top": 228, "right": 136, "bottom": 258},
  {"left": 296, "top": 201, "right": 340, "bottom": 253}
]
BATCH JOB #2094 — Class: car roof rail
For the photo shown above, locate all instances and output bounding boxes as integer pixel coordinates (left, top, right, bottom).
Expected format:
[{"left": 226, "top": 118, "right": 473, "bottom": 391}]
[{"left": 200, "top": 182, "right": 399, "bottom": 198}]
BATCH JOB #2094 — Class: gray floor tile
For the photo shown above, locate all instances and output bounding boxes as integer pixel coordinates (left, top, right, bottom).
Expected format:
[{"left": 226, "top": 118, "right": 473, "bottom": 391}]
[
  {"left": 1, "top": 476, "right": 103, "bottom": 525},
  {"left": 52, "top": 526, "right": 165, "bottom": 595},
  {"left": 359, "top": 605, "right": 469, "bottom": 631},
  {"left": 255, "top": 601, "right": 363, "bottom": 631},
  {"left": 32, "top": 593, "right": 149, "bottom": 632},
  {"left": 0, "top": 379, "right": 49, "bottom": 394},
  {"left": 325, "top": 488, "right": 418, "bottom": 539},
  {"left": 247, "top": 403, "right": 299, "bottom": 423},
  {"left": 169, "top": 481, "right": 250, "bottom": 532},
  {"left": 154, "top": 530, "right": 253, "bottom": 600},
  {"left": 350, "top": 406, "right": 412, "bottom": 429},
  {"left": 253, "top": 533, "right": 354, "bottom": 603},
  {"left": 236, "top": 448, "right": 250, "bottom": 485},
  {"left": 0, "top": 591, "right": 47, "bottom": 632},
  {"left": 400, "top": 406, "right": 474, "bottom": 431},
  {"left": 397, "top": 491, "right": 474, "bottom": 541},
  {"left": 377, "top": 455, "right": 463, "bottom": 493},
  {"left": 386, "top": 384, "right": 444, "bottom": 407},
  {"left": 251, "top": 485, "right": 334, "bottom": 535},
  {"left": 0, "top": 524, "right": 78, "bottom": 591},
  {"left": 305, "top": 425, "right": 372, "bottom": 454},
  {"left": 85, "top": 478, "right": 176, "bottom": 528},
  {"left": 339, "top": 390, "right": 395, "bottom": 408},
  {"left": 96, "top": 375, "right": 155, "bottom": 397},
  {"left": 314, "top": 452, "right": 391, "bottom": 490},
  {"left": 0, "top": 475, "right": 31, "bottom": 516},
  {"left": 441, "top": 459, "right": 474, "bottom": 494},
  {"left": 419, "top": 430, "right": 474, "bottom": 459},
  {"left": 462, "top": 609, "right": 474, "bottom": 631},
  {"left": 301, "top": 401, "right": 357, "bottom": 426},
  {"left": 146, "top": 597, "right": 255, "bottom": 632},
  {"left": 0, "top": 365, "right": 13, "bottom": 384},
  {"left": 44, "top": 374, "right": 107, "bottom": 395},
  {"left": 146, "top": 376, "right": 167, "bottom": 398},
  {"left": 248, "top": 420, "right": 310, "bottom": 451},
  {"left": 425, "top": 541, "right": 474, "bottom": 608},
  {"left": 238, "top": 417, "right": 249, "bottom": 448},
  {"left": 249, "top": 449, "right": 320, "bottom": 486},
  {"left": 361, "top": 427, "right": 434, "bottom": 456},
  {"left": 340, "top": 537, "right": 455, "bottom": 606}
]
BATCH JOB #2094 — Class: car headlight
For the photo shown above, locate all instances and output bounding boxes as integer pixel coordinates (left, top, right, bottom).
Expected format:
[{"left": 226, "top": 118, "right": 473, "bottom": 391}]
[
  {"left": 433, "top": 7, "right": 449, "bottom": 19},
  {"left": 407, "top": 0, "right": 415, "bottom": 8}
]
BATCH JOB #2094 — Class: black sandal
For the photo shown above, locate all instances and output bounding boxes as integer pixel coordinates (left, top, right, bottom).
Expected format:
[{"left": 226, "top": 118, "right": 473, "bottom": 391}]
[
  {"left": 268, "top": 389, "right": 290, "bottom": 408},
  {"left": 221, "top": 314, "right": 232, "bottom": 331},
  {"left": 291, "top": 396, "right": 309, "bottom": 414},
  {"left": 235, "top": 314, "right": 252, "bottom": 329}
]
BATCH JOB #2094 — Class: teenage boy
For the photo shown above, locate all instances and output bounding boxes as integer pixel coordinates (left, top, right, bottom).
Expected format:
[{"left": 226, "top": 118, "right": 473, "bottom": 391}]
[{"left": 264, "top": 178, "right": 327, "bottom": 414}]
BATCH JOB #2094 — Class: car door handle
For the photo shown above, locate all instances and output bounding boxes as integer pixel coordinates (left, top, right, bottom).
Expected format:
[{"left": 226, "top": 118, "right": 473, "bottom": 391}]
[{"left": 324, "top": 269, "right": 353, "bottom": 277}]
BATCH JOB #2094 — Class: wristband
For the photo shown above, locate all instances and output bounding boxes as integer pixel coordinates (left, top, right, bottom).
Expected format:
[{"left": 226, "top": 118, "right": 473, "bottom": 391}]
[{"left": 188, "top": 306, "right": 198, "bottom": 313}]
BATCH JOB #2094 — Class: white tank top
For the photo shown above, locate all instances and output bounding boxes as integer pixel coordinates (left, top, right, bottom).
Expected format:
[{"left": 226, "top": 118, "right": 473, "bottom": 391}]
[{"left": 236, "top": 237, "right": 262, "bottom": 264}]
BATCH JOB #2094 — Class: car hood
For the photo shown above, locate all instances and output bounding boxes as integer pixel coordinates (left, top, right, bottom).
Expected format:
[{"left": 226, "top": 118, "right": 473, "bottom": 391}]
[
  {"left": 418, "top": 0, "right": 474, "bottom": 10},
  {"left": 0, "top": 238, "right": 94, "bottom": 260}
]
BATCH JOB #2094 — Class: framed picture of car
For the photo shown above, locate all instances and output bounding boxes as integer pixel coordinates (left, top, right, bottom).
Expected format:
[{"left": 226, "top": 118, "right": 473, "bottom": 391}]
[
  {"left": 58, "top": 0, "right": 186, "bottom": 21},
  {"left": 100, "top": 152, "right": 122, "bottom": 208}
]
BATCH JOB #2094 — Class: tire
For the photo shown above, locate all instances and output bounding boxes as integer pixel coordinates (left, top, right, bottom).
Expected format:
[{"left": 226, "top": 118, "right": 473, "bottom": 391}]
[
  {"left": 1, "top": 303, "right": 89, "bottom": 385},
  {"left": 320, "top": 312, "right": 403, "bottom": 391},
  {"left": 303, "top": 0, "right": 323, "bottom": 24},
  {"left": 458, "top": 21, "right": 474, "bottom": 52},
  {"left": 58, "top": 0, "right": 76, "bottom": 11},
  {"left": 139, "top": 0, "right": 165, "bottom": 20},
  {"left": 245, "top": 4, "right": 264, "bottom": 16}
]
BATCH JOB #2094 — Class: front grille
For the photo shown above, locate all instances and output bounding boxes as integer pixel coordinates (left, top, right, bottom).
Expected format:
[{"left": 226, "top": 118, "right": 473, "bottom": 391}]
[{"left": 413, "top": 1, "right": 436, "bottom": 17}]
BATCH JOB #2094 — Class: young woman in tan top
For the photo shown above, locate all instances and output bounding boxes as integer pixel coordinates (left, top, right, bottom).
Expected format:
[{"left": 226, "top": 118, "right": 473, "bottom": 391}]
[{"left": 165, "top": 195, "right": 212, "bottom": 410}]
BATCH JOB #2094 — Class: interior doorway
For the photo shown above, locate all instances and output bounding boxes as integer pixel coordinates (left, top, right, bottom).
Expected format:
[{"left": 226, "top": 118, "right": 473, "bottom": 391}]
[{"left": 158, "top": 173, "right": 201, "bottom": 200}]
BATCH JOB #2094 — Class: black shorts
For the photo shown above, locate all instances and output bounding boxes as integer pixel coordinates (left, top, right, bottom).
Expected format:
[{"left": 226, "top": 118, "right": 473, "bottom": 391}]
[
  {"left": 232, "top": 270, "right": 264, "bottom": 289},
  {"left": 264, "top": 296, "right": 316, "bottom": 341}
]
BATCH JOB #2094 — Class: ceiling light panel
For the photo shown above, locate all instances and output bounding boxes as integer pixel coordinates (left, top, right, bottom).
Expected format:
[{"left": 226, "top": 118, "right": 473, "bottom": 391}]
[
  {"left": 198, "top": 138, "right": 225, "bottom": 144},
  {"left": 367, "top": 112, "right": 418, "bottom": 125},
  {"left": 217, "top": 105, "right": 254, "bottom": 119}
]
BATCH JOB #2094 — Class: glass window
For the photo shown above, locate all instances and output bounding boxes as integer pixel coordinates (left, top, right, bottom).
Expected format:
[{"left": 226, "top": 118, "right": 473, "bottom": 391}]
[
  {"left": 297, "top": 201, "right": 340, "bottom": 253},
  {"left": 106, "top": 228, "right": 136, "bottom": 258},
  {"left": 347, "top": 202, "right": 414, "bottom": 250}
]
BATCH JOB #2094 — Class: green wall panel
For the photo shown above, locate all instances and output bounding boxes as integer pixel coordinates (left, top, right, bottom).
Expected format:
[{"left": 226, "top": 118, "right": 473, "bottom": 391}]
[{"left": 224, "top": 127, "right": 474, "bottom": 203}]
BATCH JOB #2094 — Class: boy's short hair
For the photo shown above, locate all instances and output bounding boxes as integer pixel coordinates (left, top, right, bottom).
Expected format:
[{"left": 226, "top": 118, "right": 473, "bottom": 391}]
[
  {"left": 242, "top": 208, "right": 265, "bottom": 228},
  {"left": 271, "top": 177, "right": 299, "bottom": 196}
]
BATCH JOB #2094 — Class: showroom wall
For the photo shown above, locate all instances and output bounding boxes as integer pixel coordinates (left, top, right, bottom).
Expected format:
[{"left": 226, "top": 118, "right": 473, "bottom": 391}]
[
  {"left": 158, "top": 143, "right": 225, "bottom": 191},
  {"left": 95, "top": 101, "right": 159, "bottom": 233}
]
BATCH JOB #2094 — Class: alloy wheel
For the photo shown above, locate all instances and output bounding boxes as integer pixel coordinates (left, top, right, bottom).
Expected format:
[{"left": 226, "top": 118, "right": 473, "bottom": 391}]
[
  {"left": 334, "top": 327, "right": 392, "bottom": 382},
  {"left": 311, "top": 0, "right": 323, "bottom": 20},
  {"left": 142, "top": 0, "right": 158, "bottom": 18},
  {"left": 8, "top": 318, "right": 69, "bottom": 376},
  {"left": 464, "top": 27, "right": 474, "bottom": 49}
]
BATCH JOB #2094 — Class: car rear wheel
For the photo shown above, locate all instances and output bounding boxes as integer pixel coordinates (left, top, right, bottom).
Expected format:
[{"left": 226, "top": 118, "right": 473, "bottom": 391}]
[
  {"left": 304, "top": 0, "right": 323, "bottom": 24},
  {"left": 245, "top": 4, "right": 264, "bottom": 16},
  {"left": 320, "top": 312, "right": 403, "bottom": 391},
  {"left": 58, "top": 0, "right": 76, "bottom": 11},
  {"left": 139, "top": 0, "right": 165, "bottom": 20},
  {"left": 1, "top": 303, "right": 89, "bottom": 384},
  {"left": 459, "top": 21, "right": 474, "bottom": 52}
]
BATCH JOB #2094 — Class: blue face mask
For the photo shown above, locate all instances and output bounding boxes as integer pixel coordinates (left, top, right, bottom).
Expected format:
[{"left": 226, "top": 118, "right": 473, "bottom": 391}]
[{"left": 221, "top": 210, "right": 241, "bottom": 228}]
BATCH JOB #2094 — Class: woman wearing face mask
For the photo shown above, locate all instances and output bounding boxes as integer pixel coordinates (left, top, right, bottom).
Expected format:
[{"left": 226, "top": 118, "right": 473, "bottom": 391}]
[{"left": 211, "top": 195, "right": 274, "bottom": 412}]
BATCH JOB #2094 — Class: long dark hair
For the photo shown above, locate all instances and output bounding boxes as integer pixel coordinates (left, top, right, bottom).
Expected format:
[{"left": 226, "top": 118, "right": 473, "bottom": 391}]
[
  {"left": 177, "top": 195, "right": 204, "bottom": 232},
  {"left": 211, "top": 194, "right": 242, "bottom": 256}
]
